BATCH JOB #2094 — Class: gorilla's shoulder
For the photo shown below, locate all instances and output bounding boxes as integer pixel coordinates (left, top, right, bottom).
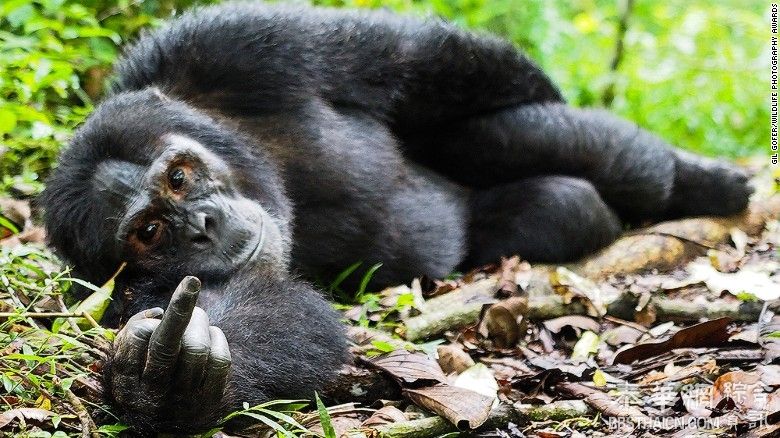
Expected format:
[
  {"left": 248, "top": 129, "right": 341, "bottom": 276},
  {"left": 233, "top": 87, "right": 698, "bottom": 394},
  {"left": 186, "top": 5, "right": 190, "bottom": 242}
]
[{"left": 111, "top": 2, "right": 416, "bottom": 97}]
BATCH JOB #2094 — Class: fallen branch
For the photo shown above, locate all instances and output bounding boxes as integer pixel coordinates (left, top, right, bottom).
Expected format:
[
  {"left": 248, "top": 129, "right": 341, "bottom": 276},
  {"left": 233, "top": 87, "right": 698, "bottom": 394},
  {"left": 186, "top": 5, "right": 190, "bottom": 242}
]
[
  {"left": 557, "top": 382, "right": 650, "bottom": 425},
  {"left": 372, "top": 414, "right": 454, "bottom": 438},
  {"left": 402, "top": 196, "right": 780, "bottom": 341},
  {"left": 57, "top": 377, "right": 99, "bottom": 438},
  {"left": 403, "top": 274, "right": 770, "bottom": 341},
  {"left": 0, "top": 312, "right": 101, "bottom": 328},
  {"left": 578, "top": 196, "right": 780, "bottom": 280},
  {"left": 370, "top": 400, "right": 591, "bottom": 437}
]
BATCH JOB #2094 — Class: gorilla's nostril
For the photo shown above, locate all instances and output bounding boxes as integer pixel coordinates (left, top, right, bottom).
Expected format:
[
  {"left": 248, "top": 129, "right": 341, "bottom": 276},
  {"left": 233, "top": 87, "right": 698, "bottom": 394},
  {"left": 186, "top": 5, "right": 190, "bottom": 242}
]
[
  {"left": 192, "top": 234, "right": 211, "bottom": 245},
  {"left": 204, "top": 215, "right": 216, "bottom": 233}
]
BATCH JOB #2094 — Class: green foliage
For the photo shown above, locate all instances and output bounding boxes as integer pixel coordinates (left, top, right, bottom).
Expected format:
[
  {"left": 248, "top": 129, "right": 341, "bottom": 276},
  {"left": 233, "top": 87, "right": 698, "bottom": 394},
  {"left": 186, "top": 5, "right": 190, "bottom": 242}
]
[
  {"left": 0, "top": 245, "right": 124, "bottom": 436},
  {"left": 0, "top": 0, "right": 767, "bottom": 197},
  {"left": 315, "top": 392, "right": 337, "bottom": 438},
  {"left": 0, "top": 0, "right": 211, "bottom": 195},
  {"left": 218, "top": 400, "right": 311, "bottom": 437}
]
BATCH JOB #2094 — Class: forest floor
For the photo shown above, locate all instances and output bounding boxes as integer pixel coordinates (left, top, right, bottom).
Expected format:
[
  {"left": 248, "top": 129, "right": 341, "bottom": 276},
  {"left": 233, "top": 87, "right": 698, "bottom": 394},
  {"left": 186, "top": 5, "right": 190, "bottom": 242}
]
[{"left": 1, "top": 162, "right": 779, "bottom": 438}]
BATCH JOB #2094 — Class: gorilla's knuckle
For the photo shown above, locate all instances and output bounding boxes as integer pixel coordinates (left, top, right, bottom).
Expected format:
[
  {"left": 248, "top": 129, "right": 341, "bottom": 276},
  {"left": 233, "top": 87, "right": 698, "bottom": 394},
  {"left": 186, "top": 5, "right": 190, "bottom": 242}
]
[
  {"left": 148, "top": 340, "right": 179, "bottom": 360},
  {"left": 183, "top": 340, "right": 210, "bottom": 356},
  {"left": 210, "top": 351, "right": 232, "bottom": 367},
  {"left": 123, "top": 319, "right": 159, "bottom": 342},
  {"left": 210, "top": 360, "right": 231, "bottom": 374}
]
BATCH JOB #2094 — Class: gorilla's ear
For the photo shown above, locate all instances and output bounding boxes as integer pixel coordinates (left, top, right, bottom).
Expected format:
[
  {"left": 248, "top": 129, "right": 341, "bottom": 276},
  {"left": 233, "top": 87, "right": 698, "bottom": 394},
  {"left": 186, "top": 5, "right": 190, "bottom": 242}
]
[{"left": 151, "top": 87, "right": 171, "bottom": 102}]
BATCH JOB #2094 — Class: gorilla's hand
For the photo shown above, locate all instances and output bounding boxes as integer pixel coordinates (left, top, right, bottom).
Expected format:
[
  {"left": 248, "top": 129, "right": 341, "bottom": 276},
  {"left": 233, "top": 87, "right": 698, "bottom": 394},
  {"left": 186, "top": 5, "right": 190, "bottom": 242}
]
[{"left": 107, "top": 276, "right": 232, "bottom": 432}]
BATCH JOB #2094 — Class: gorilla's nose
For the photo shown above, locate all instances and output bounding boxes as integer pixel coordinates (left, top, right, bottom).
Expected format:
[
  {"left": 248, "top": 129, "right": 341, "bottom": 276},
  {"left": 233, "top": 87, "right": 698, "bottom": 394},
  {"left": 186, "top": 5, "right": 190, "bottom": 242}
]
[{"left": 187, "top": 210, "right": 219, "bottom": 245}]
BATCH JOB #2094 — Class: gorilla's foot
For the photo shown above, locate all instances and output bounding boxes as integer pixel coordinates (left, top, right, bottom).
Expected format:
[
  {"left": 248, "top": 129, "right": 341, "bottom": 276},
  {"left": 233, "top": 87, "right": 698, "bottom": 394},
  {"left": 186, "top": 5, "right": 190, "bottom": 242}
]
[{"left": 667, "top": 151, "right": 753, "bottom": 218}]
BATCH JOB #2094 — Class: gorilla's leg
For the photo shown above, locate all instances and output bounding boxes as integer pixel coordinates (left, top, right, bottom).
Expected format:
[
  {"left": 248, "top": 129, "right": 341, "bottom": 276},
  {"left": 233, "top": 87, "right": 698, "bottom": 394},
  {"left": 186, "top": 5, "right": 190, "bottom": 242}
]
[
  {"left": 405, "top": 103, "right": 751, "bottom": 222},
  {"left": 465, "top": 176, "right": 622, "bottom": 265}
]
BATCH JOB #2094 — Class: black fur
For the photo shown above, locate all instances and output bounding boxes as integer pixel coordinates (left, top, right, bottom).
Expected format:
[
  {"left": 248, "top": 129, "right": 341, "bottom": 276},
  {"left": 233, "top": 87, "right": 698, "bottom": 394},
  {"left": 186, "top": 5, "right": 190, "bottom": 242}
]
[
  {"left": 40, "top": 2, "right": 752, "bottom": 434},
  {"left": 104, "top": 269, "right": 348, "bottom": 433}
]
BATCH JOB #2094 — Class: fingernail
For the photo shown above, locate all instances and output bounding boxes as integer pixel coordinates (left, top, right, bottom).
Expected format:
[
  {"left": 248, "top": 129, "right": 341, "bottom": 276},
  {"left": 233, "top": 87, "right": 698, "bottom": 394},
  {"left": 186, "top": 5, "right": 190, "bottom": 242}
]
[
  {"left": 145, "top": 308, "right": 164, "bottom": 318},
  {"left": 144, "top": 307, "right": 163, "bottom": 318},
  {"left": 183, "top": 276, "right": 201, "bottom": 292}
]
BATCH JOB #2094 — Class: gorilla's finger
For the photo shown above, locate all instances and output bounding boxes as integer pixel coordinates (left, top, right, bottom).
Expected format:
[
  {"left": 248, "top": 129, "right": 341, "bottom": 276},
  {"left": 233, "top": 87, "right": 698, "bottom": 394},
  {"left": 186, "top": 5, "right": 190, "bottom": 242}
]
[
  {"left": 145, "top": 276, "right": 201, "bottom": 378},
  {"left": 126, "top": 307, "right": 164, "bottom": 324},
  {"left": 113, "top": 318, "right": 160, "bottom": 375},
  {"left": 173, "top": 307, "right": 211, "bottom": 389},
  {"left": 202, "top": 326, "right": 231, "bottom": 402}
]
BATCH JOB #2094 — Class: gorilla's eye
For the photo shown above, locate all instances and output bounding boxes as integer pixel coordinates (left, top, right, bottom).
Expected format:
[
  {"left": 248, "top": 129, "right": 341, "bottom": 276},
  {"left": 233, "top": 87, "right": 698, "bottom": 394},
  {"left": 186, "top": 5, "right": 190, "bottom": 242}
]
[
  {"left": 168, "top": 168, "right": 186, "bottom": 190},
  {"left": 137, "top": 221, "right": 162, "bottom": 244}
]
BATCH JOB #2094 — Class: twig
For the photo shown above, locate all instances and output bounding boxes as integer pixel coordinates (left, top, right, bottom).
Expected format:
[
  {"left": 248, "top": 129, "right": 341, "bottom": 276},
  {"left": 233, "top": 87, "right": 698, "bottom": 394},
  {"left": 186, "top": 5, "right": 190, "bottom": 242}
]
[
  {"left": 602, "top": 0, "right": 635, "bottom": 106},
  {"left": 81, "top": 312, "right": 101, "bottom": 329},
  {"left": 4, "top": 286, "right": 41, "bottom": 329},
  {"left": 56, "top": 377, "right": 100, "bottom": 438},
  {"left": 57, "top": 295, "right": 83, "bottom": 336},
  {"left": 603, "top": 315, "right": 649, "bottom": 333},
  {"left": 0, "top": 312, "right": 95, "bottom": 319},
  {"left": 0, "top": 311, "right": 103, "bottom": 331}
]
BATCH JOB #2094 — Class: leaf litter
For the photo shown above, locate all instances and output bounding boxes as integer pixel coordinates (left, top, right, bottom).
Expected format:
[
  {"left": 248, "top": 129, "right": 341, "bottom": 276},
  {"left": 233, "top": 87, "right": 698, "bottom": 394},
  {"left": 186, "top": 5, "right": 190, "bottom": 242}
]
[{"left": 2, "top": 170, "right": 780, "bottom": 437}]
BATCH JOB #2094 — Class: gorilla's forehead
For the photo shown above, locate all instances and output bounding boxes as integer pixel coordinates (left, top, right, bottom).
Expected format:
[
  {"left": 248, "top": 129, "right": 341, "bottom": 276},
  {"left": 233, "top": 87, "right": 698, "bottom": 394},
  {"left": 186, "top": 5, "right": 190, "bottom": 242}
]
[
  {"left": 93, "top": 159, "right": 147, "bottom": 206},
  {"left": 92, "top": 135, "right": 224, "bottom": 203}
]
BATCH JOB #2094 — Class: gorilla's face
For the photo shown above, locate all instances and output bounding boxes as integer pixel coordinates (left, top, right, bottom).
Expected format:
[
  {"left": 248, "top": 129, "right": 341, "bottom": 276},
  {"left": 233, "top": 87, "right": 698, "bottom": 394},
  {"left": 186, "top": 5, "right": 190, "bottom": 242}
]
[
  {"left": 42, "top": 89, "right": 292, "bottom": 294},
  {"left": 94, "top": 134, "right": 272, "bottom": 279}
]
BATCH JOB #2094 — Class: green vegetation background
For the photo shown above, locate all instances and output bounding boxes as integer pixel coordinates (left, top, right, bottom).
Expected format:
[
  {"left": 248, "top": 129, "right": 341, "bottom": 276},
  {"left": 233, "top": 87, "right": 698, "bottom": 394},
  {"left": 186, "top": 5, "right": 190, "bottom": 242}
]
[{"left": 0, "top": 0, "right": 769, "bottom": 196}]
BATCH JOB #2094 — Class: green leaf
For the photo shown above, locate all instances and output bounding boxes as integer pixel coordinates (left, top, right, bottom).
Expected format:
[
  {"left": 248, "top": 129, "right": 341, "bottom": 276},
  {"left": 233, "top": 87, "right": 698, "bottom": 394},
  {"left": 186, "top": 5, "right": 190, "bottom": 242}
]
[
  {"left": 315, "top": 392, "right": 336, "bottom": 438},
  {"left": 53, "top": 264, "right": 124, "bottom": 331},
  {"left": 371, "top": 340, "right": 395, "bottom": 352},
  {"left": 571, "top": 331, "right": 600, "bottom": 360},
  {"left": 356, "top": 263, "right": 382, "bottom": 297},
  {"left": 0, "top": 215, "right": 20, "bottom": 234},
  {"left": 256, "top": 408, "right": 309, "bottom": 433},
  {"left": 328, "top": 261, "right": 362, "bottom": 293},
  {"left": 0, "top": 109, "right": 18, "bottom": 134},
  {"left": 236, "top": 411, "right": 294, "bottom": 437}
]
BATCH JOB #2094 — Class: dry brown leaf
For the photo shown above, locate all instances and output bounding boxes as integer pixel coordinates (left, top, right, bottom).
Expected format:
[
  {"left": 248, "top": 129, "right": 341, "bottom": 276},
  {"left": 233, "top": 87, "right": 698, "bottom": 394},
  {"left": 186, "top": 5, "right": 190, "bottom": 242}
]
[
  {"left": 360, "top": 405, "right": 407, "bottom": 428},
  {"left": 496, "top": 256, "right": 521, "bottom": 297},
  {"left": 477, "top": 296, "right": 527, "bottom": 348},
  {"left": 309, "top": 414, "right": 363, "bottom": 438},
  {"left": 368, "top": 349, "right": 448, "bottom": 385},
  {"left": 0, "top": 408, "right": 54, "bottom": 428},
  {"left": 550, "top": 267, "right": 613, "bottom": 316},
  {"left": 712, "top": 371, "right": 762, "bottom": 412},
  {"left": 543, "top": 315, "right": 600, "bottom": 335},
  {"left": 437, "top": 344, "right": 475, "bottom": 375},
  {"left": 0, "top": 226, "right": 46, "bottom": 248},
  {"left": 535, "top": 430, "right": 567, "bottom": 438},
  {"left": 603, "top": 325, "right": 644, "bottom": 346},
  {"left": 613, "top": 317, "right": 733, "bottom": 364},
  {"left": 403, "top": 383, "right": 493, "bottom": 429}
]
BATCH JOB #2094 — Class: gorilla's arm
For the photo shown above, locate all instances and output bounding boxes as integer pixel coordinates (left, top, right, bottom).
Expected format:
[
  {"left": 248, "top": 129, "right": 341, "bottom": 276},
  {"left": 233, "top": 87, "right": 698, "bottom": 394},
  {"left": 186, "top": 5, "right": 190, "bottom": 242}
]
[{"left": 106, "top": 274, "right": 349, "bottom": 433}]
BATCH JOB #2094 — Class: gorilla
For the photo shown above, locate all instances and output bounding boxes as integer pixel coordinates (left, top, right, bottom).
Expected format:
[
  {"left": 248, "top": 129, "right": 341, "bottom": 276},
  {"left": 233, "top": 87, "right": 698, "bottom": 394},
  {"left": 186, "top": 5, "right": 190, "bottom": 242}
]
[{"left": 40, "top": 2, "right": 751, "bottom": 434}]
